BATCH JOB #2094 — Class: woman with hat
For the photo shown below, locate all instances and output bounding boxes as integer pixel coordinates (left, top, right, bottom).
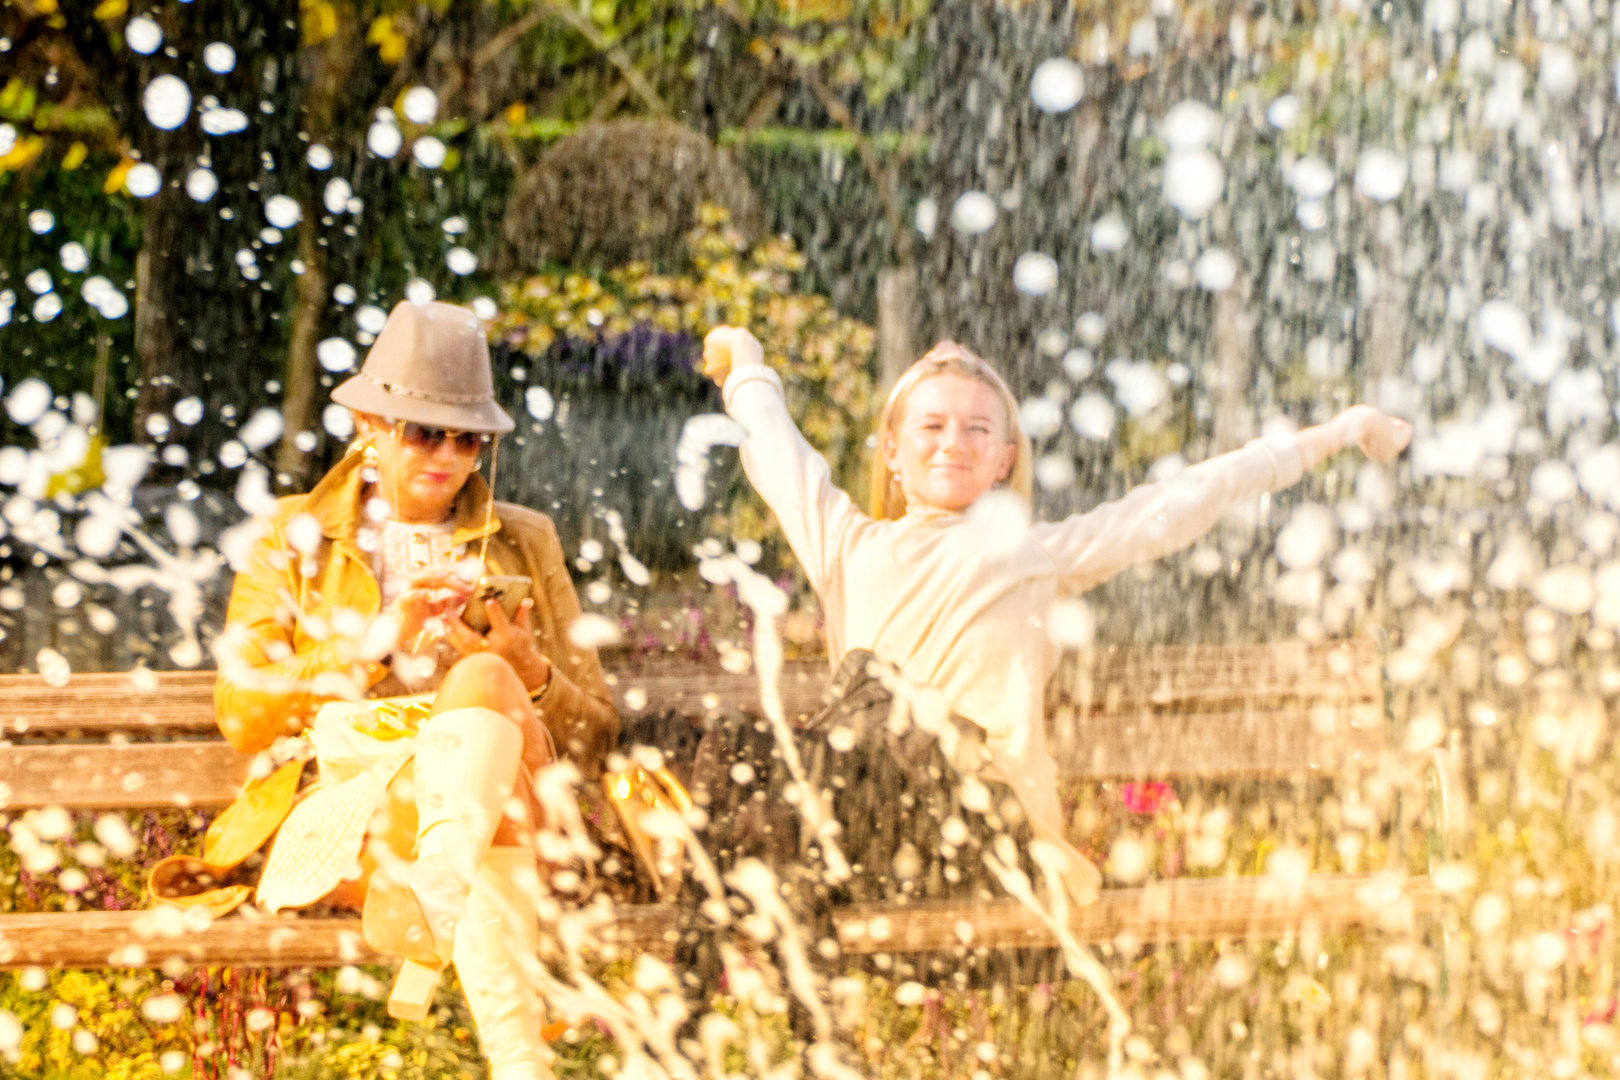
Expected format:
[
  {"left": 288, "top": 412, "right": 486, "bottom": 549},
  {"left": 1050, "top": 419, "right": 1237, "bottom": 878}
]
[{"left": 213, "top": 300, "right": 617, "bottom": 1080}]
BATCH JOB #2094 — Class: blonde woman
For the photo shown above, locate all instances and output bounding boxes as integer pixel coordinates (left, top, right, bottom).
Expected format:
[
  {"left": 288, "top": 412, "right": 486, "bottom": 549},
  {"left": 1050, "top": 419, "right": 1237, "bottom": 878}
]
[{"left": 699, "top": 325, "right": 1412, "bottom": 921}]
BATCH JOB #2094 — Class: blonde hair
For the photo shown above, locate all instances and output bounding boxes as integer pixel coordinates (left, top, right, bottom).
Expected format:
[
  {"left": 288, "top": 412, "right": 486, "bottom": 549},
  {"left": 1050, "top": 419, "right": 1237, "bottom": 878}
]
[{"left": 868, "top": 341, "right": 1033, "bottom": 520}]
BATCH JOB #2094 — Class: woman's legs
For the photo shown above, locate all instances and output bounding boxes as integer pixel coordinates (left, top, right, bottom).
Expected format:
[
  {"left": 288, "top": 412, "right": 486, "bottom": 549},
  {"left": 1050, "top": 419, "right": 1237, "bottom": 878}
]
[{"left": 402, "top": 654, "right": 558, "bottom": 1075}]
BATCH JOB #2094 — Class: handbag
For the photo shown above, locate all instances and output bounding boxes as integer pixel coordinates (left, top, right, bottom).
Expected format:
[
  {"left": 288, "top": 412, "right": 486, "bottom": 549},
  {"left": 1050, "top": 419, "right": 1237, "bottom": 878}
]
[{"left": 601, "top": 760, "right": 694, "bottom": 902}]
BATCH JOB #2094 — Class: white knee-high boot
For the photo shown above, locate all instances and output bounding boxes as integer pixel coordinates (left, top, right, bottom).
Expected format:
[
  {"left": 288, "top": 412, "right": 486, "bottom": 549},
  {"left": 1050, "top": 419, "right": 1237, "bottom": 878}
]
[
  {"left": 365, "top": 706, "right": 524, "bottom": 1020},
  {"left": 455, "top": 846, "right": 555, "bottom": 1080}
]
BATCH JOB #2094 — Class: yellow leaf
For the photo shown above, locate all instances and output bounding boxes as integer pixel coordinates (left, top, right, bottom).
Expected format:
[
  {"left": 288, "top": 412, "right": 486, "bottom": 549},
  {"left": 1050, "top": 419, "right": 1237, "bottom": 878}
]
[
  {"left": 0, "top": 134, "right": 44, "bottom": 173},
  {"left": 92, "top": 0, "right": 127, "bottom": 19},
  {"left": 103, "top": 157, "right": 133, "bottom": 194},
  {"left": 503, "top": 102, "right": 527, "bottom": 126},
  {"left": 61, "top": 141, "right": 87, "bottom": 170},
  {"left": 367, "top": 15, "right": 408, "bottom": 63},
  {"left": 300, "top": 0, "right": 337, "bottom": 46},
  {"left": 46, "top": 434, "right": 106, "bottom": 498}
]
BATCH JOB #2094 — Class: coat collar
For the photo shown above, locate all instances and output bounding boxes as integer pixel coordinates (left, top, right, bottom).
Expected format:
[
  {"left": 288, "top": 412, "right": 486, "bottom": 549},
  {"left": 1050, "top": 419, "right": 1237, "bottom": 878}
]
[{"left": 302, "top": 450, "right": 503, "bottom": 549}]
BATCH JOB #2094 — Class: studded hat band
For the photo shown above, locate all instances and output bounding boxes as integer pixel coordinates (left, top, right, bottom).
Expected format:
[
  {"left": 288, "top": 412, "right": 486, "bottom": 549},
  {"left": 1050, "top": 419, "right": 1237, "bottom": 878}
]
[{"left": 359, "top": 371, "right": 494, "bottom": 406}]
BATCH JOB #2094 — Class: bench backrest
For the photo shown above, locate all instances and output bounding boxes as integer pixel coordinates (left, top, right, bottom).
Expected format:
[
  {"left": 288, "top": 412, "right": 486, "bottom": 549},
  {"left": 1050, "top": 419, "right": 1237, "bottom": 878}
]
[{"left": 0, "top": 639, "right": 1384, "bottom": 810}]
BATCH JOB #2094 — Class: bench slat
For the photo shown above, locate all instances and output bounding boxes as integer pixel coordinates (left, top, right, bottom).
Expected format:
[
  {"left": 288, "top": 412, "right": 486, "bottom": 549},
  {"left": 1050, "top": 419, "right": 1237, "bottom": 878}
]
[
  {"left": 0, "top": 663, "right": 832, "bottom": 736},
  {"left": 1050, "top": 707, "right": 1383, "bottom": 779},
  {"left": 0, "top": 874, "right": 1433, "bottom": 969},
  {"left": 0, "top": 640, "right": 1381, "bottom": 736},
  {"left": 0, "top": 704, "right": 1384, "bottom": 811},
  {"left": 0, "top": 743, "right": 251, "bottom": 811},
  {"left": 1074, "top": 639, "right": 1381, "bottom": 714}
]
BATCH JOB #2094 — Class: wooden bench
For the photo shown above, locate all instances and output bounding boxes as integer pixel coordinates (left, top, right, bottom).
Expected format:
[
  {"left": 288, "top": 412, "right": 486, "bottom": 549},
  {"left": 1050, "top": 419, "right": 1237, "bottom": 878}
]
[{"left": 0, "top": 639, "right": 1450, "bottom": 970}]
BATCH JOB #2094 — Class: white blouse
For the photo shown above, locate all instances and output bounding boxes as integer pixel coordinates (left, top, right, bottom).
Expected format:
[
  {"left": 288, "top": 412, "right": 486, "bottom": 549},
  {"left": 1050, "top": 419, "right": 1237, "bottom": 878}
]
[{"left": 723, "top": 364, "right": 1305, "bottom": 883}]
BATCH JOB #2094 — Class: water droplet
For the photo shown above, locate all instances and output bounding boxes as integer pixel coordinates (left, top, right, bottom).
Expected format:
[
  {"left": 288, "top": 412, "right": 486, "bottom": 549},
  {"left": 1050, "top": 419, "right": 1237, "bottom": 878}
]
[
  {"left": 323, "top": 404, "right": 354, "bottom": 438},
  {"left": 173, "top": 397, "right": 204, "bottom": 426},
  {"left": 356, "top": 305, "right": 388, "bottom": 334},
  {"left": 199, "top": 106, "right": 248, "bottom": 135},
  {"left": 893, "top": 981, "right": 926, "bottom": 1007},
  {"left": 1354, "top": 148, "right": 1407, "bottom": 202},
  {"left": 1534, "top": 564, "right": 1596, "bottom": 614},
  {"left": 25, "top": 269, "right": 51, "bottom": 295},
  {"left": 405, "top": 278, "right": 435, "bottom": 304},
  {"left": 1286, "top": 157, "right": 1335, "bottom": 200},
  {"left": 367, "top": 117, "right": 403, "bottom": 158},
  {"left": 442, "top": 215, "right": 468, "bottom": 235},
  {"left": 949, "top": 191, "right": 997, "bottom": 234},
  {"left": 913, "top": 197, "right": 938, "bottom": 236},
  {"left": 203, "top": 41, "right": 236, "bottom": 74},
  {"left": 1070, "top": 393, "right": 1115, "bottom": 440},
  {"left": 1062, "top": 348, "right": 1093, "bottom": 380},
  {"left": 306, "top": 143, "right": 333, "bottom": 170},
  {"left": 1161, "top": 100, "right": 1220, "bottom": 150},
  {"left": 58, "top": 243, "right": 87, "bottom": 273},
  {"left": 125, "top": 162, "right": 162, "bottom": 198},
  {"left": 142, "top": 74, "right": 192, "bottom": 130},
  {"left": 36, "top": 647, "right": 70, "bottom": 687},
  {"left": 1163, "top": 150, "right": 1225, "bottom": 218},
  {"left": 1266, "top": 95, "right": 1302, "bottom": 129},
  {"left": 317, "top": 338, "right": 357, "bottom": 372},
  {"left": 1194, "top": 248, "right": 1237, "bottom": 292},
  {"left": 1107, "top": 834, "right": 1152, "bottom": 883},
  {"left": 27, "top": 209, "right": 53, "bottom": 235},
  {"left": 1030, "top": 58, "right": 1084, "bottom": 113},
  {"left": 471, "top": 296, "right": 497, "bottom": 320},
  {"left": 567, "top": 613, "right": 621, "bottom": 649},
  {"left": 1090, "top": 213, "right": 1129, "bottom": 252},
  {"left": 264, "top": 194, "right": 301, "bottom": 228},
  {"left": 1105, "top": 359, "right": 1168, "bottom": 416},
  {"left": 333, "top": 284, "right": 357, "bottom": 305},
  {"left": 1018, "top": 396, "right": 1063, "bottom": 438},
  {"left": 142, "top": 994, "right": 186, "bottom": 1024},
  {"left": 1475, "top": 299, "right": 1532, "bottom": 362},
  {"left": 1540, "top": 44, "right": 1577, "bottom": 97},
  {"left": 412, "top": 136, "right": 447, "bottom": 168},
  {"left": 446, "top": 246, "right": 478, "bottom": 275},
  {"left": 1012, "top": 252, "right": 1058, "bottom": 295},
  {"left": 185, "top": 167, "right": 218, "bottom": 202},
  {"left": 32, "top": 293, "right": 61, "bottom": 322},
  {"left": 1277, "top": 504, "right": 1337, "bottom": 569},
  {"left": 125, "top": 15, "right": 162, "bottom": 54}
]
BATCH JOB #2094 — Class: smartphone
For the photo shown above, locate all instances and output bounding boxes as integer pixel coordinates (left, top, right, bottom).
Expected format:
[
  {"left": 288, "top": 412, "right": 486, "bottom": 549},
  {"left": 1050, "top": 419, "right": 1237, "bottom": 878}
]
[{"left": 460, "top": 575, "right": 532, "bottom": 632}]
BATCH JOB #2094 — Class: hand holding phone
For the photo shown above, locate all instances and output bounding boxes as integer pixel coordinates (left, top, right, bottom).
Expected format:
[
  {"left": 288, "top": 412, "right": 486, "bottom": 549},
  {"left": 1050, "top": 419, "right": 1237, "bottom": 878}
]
[{"left": 459, "top": 575, "right": 533, "bottom": 633}]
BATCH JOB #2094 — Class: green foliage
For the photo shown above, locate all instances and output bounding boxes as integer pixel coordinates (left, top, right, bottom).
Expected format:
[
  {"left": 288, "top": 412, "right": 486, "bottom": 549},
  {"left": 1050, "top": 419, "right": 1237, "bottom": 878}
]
[{"left": 494, "top": 205, "right": 878, "bottom": 533}]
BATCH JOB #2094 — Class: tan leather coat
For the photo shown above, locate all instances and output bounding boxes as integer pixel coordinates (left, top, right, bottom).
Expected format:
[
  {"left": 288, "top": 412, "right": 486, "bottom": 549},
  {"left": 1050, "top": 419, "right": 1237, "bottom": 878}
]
[{"left": 214, "top": 451, "right": 619, "bottom": 772}]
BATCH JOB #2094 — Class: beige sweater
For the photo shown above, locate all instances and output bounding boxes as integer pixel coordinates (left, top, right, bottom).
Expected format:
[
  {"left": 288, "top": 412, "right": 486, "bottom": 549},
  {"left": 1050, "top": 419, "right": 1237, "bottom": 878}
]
[{"left": 724, "top": 364, "right": 1305, "bottom": 863}]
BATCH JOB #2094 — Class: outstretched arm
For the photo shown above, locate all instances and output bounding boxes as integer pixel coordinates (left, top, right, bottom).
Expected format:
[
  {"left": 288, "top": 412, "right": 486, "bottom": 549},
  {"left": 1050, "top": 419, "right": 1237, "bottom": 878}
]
[
  {"left": 705, "top": 326, "right": 864, "bottom": 595},
  {"left": 1033, "top": 406, "right": 1411, "bottom": 592}
]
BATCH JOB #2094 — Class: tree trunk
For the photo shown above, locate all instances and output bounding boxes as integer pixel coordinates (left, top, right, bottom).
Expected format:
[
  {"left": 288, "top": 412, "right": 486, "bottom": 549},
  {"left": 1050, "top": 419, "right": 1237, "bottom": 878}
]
[
  {"left": 877, "top": 265, "right": 919, "bottom": 391},
  {"left": 276, "top": 215, "right": 327, "bottom": 487},
  {"left": 133, "top": 180, "right": 186, "bottom": 435},
  {"left": 275, "top": 13, "right": 361, "bottom": 487}
]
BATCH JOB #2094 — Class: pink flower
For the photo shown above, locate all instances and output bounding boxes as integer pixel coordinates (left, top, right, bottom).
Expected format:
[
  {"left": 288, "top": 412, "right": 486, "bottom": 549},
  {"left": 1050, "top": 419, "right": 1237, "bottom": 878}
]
[{"left": 1121, "top": 782, "right": 1175, "bottom": 815}]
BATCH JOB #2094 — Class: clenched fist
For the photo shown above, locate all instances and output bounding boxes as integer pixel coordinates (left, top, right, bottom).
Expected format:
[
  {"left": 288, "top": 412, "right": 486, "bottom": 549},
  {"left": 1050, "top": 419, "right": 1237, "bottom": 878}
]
[{"left": 703, "top": 326, "right": 766, "bottom": 386}]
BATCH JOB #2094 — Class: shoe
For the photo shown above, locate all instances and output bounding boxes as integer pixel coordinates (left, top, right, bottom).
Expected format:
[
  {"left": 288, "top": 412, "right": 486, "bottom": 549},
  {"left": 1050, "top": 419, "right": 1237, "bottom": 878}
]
[
  {"left": 455, "top": 847, "right": 555, "bottom": 1078},
  {"left": 362, "top": 857, "right": 468, "bottom": 1021}
]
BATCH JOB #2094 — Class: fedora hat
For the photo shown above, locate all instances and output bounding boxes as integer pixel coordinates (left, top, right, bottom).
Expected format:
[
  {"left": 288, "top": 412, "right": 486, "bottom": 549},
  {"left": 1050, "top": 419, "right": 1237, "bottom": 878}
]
[{"left": 331, "top": 301, "right": 514, "bottom": 433}]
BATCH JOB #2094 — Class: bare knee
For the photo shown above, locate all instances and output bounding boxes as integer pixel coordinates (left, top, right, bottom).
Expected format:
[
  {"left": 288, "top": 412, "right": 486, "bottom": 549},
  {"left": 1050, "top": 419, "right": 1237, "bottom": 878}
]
[{"left": 434, "top": 653, "right": 530, "bottom": 720}]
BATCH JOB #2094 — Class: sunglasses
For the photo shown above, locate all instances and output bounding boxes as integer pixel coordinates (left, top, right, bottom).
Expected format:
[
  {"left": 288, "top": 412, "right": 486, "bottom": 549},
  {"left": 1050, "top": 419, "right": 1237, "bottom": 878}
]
[{"left": 396, "top": 422, "right": 489, "bottom": 454}]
